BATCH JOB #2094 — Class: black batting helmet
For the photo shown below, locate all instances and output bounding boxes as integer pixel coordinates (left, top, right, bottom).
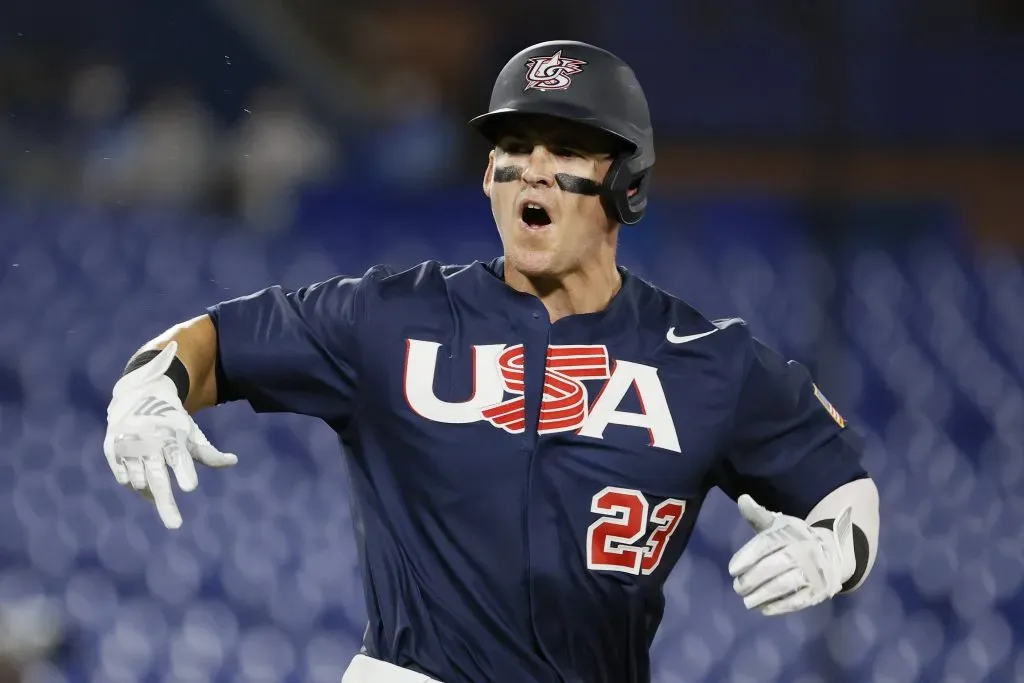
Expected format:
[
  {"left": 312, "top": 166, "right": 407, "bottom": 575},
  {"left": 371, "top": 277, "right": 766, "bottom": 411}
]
[{"left": 469, "top": 40, "right": 654, "bottom": 225}]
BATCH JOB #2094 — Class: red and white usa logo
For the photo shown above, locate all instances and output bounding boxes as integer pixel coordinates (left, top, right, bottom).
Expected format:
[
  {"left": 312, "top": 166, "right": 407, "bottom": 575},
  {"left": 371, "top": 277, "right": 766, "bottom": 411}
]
[
  {"left": 523, "top": 50, "right": 587, "bottom": 92},
  {"left": 403, "top": 339, "right": 682, "bottom": 453}
]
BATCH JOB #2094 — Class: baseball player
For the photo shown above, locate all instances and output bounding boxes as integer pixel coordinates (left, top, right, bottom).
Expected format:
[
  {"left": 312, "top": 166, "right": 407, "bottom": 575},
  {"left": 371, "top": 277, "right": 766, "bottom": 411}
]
[{"left": 104, "top": 41, "right": 880, "bottom": 683}]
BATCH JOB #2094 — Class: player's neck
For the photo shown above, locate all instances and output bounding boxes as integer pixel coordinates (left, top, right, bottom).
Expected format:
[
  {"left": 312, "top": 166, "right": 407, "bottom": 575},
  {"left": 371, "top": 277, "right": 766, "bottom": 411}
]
[{"left": 504, "top": 256, "right": 622, "bottom": 323}]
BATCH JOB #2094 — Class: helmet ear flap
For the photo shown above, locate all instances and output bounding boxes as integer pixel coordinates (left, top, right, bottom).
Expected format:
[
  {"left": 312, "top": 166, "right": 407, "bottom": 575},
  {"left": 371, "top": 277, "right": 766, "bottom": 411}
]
[{"left": 600, "top": 155, "right": 652, "bottom": 226}]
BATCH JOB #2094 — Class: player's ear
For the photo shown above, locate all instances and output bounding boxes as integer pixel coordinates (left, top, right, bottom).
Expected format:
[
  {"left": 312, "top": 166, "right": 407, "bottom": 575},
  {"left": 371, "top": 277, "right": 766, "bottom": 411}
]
[{"left": 482, "top": 149, "right": 495, "bottom": 198}]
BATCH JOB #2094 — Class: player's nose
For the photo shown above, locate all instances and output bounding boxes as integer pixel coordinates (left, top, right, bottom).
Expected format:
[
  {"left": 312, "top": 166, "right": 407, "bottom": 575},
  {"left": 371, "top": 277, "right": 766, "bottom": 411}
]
[{"left": 520, "top": 144, "right": 556, "bottom": 187}]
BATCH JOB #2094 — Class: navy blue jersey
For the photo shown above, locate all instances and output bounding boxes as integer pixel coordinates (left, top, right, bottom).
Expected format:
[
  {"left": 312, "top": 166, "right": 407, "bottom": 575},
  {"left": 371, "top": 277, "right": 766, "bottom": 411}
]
[{"left": 207, "top": 258, "right": 867, "bottom": 683}]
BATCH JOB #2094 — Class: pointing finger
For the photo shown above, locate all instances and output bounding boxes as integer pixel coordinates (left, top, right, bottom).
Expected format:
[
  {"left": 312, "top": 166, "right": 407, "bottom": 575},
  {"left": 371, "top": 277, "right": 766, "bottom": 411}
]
[
  {"left": 142, "top": 453, "right": 181, "bottom": 529},
  {"left": 168, "top": 430, "right": 199, "bottom": 493}
]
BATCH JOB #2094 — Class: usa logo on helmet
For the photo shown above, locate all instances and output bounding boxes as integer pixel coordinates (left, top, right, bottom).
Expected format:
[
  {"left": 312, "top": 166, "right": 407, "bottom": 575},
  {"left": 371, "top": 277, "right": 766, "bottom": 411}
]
[{"left": 523, "top": 51, "right": 587, "bottom": 92}]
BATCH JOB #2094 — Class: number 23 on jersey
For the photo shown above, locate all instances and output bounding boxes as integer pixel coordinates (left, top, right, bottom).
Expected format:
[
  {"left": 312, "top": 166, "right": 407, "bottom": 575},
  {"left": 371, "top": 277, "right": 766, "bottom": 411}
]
[{"left": 587, "top": 486, "right": 687, "bottom": 576}]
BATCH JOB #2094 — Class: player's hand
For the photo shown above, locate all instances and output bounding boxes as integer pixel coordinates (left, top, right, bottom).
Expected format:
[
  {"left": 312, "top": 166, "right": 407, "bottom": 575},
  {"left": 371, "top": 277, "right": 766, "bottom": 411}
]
[
  {"left": 103, "top": 342, "right": 238, "bottom": 529},
  {"left": 727, "top": 494, "right": 854, "bottom": 616}
]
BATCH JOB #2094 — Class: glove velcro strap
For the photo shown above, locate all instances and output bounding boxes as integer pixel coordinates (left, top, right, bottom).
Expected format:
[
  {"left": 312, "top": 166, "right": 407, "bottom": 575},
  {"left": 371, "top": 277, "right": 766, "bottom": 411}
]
[
  {"left": 122, "top": 350, "right": 191, "bottom": 404},
  {"left": 811, "top": 519, "right": 870, "bottom": 593}
]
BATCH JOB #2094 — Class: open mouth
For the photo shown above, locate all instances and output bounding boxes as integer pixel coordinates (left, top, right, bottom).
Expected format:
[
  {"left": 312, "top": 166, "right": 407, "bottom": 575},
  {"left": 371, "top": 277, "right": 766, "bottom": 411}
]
[{"left": 521, "top": 203, "right": 552, "bottom": 228}]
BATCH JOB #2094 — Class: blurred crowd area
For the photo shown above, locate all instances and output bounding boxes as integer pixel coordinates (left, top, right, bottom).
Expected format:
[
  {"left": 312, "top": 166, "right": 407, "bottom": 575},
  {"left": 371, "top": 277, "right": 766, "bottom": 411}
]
[
  {"left": 0, "top": 0, "right": 603, "bottom": 231},
  {"left": 1, "top": 0, "right": 1024, "bottom": 232}
]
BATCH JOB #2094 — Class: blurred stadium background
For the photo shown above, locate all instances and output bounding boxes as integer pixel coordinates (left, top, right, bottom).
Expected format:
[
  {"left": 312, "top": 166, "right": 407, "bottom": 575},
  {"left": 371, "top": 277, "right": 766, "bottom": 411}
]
[{"left": 1, "top": 1, "right": 1023, "bottom": 682}]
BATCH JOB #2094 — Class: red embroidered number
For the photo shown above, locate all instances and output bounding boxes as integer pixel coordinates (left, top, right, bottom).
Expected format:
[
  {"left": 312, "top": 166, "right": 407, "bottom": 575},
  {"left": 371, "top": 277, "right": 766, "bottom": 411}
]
[
  {"left": 641, "top": 499, "right": 686, "bottom": 574},
  {"left": 587, "top": 487, "right": 687, "bottom": 576}
]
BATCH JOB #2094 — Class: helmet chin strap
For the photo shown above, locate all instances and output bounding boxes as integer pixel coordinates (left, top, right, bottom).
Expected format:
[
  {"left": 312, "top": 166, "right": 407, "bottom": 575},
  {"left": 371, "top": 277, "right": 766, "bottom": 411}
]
[{"left": 493, "top": 166, "right": 602, "bottom": 196}]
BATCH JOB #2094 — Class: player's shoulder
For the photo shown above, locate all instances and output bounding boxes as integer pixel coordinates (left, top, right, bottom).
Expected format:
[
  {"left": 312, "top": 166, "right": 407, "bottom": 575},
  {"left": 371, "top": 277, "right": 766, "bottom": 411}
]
[{"left": 367, "top": 260, "right": 474, "bottom": 294}]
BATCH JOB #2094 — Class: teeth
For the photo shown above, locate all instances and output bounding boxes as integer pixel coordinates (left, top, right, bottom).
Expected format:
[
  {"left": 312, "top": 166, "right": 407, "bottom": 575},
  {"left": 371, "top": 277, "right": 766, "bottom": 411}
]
[{"left": 527, "top": 203, "right": 541, "bottom": 210}]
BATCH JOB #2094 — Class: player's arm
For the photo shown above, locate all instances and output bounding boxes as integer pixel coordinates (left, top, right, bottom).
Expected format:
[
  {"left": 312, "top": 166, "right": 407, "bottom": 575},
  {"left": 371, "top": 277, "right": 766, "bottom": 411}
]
[
  {"left": 202, "top": 273, "right": 379, "bottom": 420},
  {"left": 802, "top": 475, "right": 879, "bottom": 591},
  {"left": 125, "top": 313, "right": 220, "bottom": 414},
  {"left": 714, "top": 331, "right": 879, "bottom": 615},
  {"left": 104, "top": 271, "right": 379, "bottom": 529}
]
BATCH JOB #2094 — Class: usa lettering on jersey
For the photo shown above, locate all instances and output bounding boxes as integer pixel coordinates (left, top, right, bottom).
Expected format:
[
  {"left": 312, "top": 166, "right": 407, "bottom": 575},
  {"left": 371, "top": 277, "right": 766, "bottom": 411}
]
[{"left": 403, "top": 339, "right": 681, "bottom": 453}]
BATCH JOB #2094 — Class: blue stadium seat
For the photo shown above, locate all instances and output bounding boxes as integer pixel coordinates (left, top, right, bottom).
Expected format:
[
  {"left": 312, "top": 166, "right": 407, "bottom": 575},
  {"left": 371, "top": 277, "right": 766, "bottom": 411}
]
[
  {"left": 235, "top": 625, "right": 298, "bottom": 683},
  {"left": 303, "top": 630, "right": 362, "bottom": 683}
]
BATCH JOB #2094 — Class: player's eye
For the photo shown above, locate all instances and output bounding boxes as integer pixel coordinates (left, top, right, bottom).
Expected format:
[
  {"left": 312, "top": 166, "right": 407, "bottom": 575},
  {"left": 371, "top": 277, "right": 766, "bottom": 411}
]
[
  {"left": 499, "top": 139, "right": 531, "bottom": 155},
  {"left": 550, "top": 146, "right": 580, "bottom": 158}
]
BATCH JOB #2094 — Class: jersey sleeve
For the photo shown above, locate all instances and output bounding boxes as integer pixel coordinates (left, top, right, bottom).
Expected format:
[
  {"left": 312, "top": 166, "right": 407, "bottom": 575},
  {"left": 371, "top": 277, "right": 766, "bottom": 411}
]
[
  {"left": 206, "top": 270, "right": 376, "bottom": 425},
  {"left": 714, "top": 335, "right": 868, "bottom": 519}
]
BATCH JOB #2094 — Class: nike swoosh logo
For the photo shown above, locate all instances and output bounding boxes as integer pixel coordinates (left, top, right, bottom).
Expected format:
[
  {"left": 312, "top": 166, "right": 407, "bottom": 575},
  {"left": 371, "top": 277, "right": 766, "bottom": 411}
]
[
  {"left": 666, "top": 327, "right": 719, "bottom": 344},
  {"left": 666, "top": 317, "right": 744, "bottom": 344}
]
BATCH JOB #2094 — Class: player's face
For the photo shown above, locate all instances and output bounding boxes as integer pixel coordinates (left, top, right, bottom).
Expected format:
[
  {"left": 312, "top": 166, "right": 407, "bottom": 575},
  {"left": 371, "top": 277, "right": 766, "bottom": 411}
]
[{"left": 483, "top": 117, "right": 619, "bottom": 280}]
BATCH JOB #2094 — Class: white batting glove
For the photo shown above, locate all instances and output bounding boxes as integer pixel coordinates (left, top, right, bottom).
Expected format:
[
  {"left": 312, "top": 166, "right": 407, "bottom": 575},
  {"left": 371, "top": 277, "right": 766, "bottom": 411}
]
[
  {"left": 728, "top": 494, "right": 854, "bottom": 616},
  {"left": 103, "top": 342, "right": 237, "bottom": 529}
]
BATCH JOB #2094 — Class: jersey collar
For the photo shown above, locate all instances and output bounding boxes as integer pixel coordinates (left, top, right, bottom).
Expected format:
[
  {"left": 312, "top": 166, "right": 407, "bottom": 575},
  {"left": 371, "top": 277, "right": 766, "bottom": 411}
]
[{"left": 465, "top": 257, "right": 644, "bottom": 339}]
